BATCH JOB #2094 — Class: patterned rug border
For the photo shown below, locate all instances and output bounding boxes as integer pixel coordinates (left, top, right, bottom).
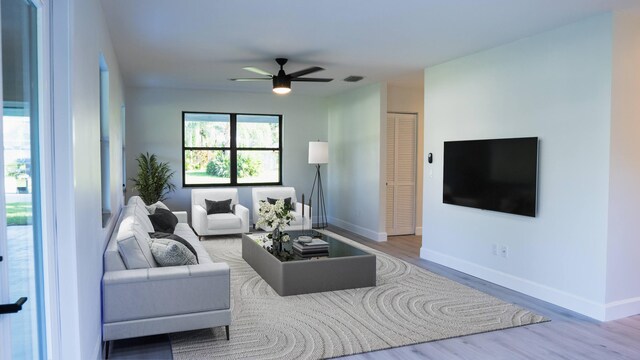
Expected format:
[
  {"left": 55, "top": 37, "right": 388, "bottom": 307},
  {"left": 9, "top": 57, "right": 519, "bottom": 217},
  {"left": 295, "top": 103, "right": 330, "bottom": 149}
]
[{"left": 170, "top": 230, "right": 549, "bottom": 359}]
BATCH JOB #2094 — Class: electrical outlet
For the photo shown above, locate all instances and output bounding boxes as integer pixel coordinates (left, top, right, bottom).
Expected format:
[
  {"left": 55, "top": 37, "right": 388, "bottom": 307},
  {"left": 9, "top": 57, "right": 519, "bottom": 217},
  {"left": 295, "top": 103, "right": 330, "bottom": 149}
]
[
  {"left": 491, "top": 244, "right": 498, "bottom": 256},
  {"left": 500, "top": 245, "right": 508, "bottom": 258}
]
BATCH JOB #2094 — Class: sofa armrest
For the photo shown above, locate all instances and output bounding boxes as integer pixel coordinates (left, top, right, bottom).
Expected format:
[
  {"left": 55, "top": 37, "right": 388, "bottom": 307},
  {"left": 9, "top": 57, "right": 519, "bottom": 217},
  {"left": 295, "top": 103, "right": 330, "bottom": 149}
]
[
  {"left": 173, "top": 211, "right": 188, "bottom": 224},
  {"left": 296, "top": 202, "right": 311, "bottom": 220},
  {"left": 102, "top": 263, "right": 230, "bottom": 323},
  {"left": 234, "top": 204, "right": 250, "bottom": 233},
  {"left": 191, "top": 204, "right": 208, "bottom": 235}
]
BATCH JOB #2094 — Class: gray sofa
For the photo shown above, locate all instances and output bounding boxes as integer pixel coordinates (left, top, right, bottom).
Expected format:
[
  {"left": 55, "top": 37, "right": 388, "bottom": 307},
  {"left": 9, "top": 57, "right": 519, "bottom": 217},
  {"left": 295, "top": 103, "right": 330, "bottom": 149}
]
[{"left": 102, "top": 196, "right": 231, "bottom": 349}]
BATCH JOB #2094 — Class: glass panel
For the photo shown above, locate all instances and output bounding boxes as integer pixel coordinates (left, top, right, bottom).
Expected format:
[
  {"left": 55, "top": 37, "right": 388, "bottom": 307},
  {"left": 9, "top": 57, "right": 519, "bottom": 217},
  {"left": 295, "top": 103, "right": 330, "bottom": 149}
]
[
  {"left": 237, "top": 150, "right": 279, "bottom": 184},
  {"left": 248, "top": 230, "right": 371, "bottom": 263},
  {"left": 2, "top": 0, "right": 44, "bottom": 358},
  {"left": 237, "top": 115, "right": 279, "bottom": 148},
  {"left": 184, "top": 113, "right": 230, "bottom": 148},
  {"left": 184, "top": 150, "right": 231, "bottom": 185}
]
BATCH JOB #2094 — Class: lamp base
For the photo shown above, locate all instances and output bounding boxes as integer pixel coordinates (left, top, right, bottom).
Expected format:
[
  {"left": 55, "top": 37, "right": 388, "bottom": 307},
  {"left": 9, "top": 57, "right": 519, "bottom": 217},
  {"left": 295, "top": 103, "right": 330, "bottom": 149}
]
[{"left": 310, "top": 164, "right": 327, "bottom": 229}]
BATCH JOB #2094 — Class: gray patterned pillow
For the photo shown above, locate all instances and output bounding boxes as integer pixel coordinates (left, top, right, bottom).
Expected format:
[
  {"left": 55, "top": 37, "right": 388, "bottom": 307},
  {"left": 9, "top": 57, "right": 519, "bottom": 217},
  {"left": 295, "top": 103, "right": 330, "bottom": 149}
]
[{"left": 149, "top": 238, "right": 197, "bottom": 266}]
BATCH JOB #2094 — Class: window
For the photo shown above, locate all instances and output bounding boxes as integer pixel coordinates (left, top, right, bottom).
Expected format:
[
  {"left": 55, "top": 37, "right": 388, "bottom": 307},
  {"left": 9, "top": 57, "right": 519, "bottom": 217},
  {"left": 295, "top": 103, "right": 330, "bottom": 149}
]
[
  {"left": 182, "top": 112, "right": 282, "bottom": 186},
  {"left": 121, "top": 104, "right": 126, "bottom": 193},
  {"left": 99, "top": 54, "right": 111, "bottom": 225}
]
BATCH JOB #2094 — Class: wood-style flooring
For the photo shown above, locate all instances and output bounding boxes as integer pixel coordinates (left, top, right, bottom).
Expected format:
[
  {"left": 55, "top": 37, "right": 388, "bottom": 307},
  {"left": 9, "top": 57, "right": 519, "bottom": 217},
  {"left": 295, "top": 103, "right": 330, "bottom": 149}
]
[{"left": 109, "top": 227, "right": 640, "bottom": 359}]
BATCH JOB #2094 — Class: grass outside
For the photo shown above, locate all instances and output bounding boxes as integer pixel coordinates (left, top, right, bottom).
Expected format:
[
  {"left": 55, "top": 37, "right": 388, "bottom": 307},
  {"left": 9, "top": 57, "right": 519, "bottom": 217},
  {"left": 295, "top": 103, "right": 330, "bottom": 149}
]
[
  {"left": 185, "top": 171, "right": 229, "bottom": 185},
  {"left": 187, "top": 171, "right": 214, "bottom": 177},
  {"left": 7, "top": 202, "right": 32, "bottom": 226}
]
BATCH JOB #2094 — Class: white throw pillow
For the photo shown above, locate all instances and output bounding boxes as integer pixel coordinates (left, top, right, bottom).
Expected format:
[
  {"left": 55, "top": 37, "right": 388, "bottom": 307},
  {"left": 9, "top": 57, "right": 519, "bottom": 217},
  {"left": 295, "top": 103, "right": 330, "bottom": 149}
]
[
  {"left": 117, "top": 222, "right": 157, "bottom": 269},
  {"left": 133, "top": 204, "right": 155, "bottom": 233},
  {"left": 146, "top": 201, "right": 170, "bottom": 214},
  {"left": 127, "top": 196, "right": 149, "bottom": 214},
  {"left": 149, "top": 238, "right": 197, "bottom": 266}
]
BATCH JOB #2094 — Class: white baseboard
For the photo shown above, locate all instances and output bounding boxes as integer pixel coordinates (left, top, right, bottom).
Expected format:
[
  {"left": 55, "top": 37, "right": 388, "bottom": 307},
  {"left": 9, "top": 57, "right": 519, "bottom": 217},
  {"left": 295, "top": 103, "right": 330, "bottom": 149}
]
[
  {"left": 328, "top": 216, "right": 387, "bottom": 242},
  {"left": 605, "top": 296, "right": 640, "bottom": 321},
  {"left": 420, "top": 247, "right": 607, "bottom": 321},
  {"left": 415, "top": 226, "right": 422, "bottom": 235}
]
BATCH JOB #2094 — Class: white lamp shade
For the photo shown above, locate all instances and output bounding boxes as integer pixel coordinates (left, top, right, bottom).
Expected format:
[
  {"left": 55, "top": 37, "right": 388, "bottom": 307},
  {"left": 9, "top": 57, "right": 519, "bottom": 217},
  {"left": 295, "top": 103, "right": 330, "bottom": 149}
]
[{"left": 308, "top": 141, "right": 328, "bottom": 164}]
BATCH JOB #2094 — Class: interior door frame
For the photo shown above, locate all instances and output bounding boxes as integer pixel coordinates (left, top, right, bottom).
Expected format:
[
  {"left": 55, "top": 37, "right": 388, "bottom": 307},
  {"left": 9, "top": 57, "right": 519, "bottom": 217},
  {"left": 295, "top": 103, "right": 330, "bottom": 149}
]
[
  {"left": 0, "top": 1, "right": 57, "bottom": 359},
  {"left": 0, "top": 1, "right": 9, "bottom": 356},
  {"left": 386, "top": 112, "right": 418, "bottom": 236}
]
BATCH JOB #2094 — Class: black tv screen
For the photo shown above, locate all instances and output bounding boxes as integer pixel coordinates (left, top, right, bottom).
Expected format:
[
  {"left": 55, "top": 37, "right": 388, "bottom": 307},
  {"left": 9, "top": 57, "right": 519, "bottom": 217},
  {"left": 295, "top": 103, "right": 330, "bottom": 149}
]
[{"left": 443, "top": 137, "right": 538, "bottom": 217}]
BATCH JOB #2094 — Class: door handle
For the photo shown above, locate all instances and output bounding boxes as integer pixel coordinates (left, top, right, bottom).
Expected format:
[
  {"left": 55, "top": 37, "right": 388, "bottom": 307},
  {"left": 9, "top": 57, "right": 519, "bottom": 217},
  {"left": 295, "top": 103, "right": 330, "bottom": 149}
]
[{"left": 0, "top": 297, "right": 27, "bottom": 314}]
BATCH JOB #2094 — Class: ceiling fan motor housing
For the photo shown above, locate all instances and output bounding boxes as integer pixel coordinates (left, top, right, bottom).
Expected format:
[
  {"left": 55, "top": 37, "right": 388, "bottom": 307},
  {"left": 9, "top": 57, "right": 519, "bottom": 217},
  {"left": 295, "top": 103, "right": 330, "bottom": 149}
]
[{"left": 273, "top": 73, "right": 291, "bottom": 89}]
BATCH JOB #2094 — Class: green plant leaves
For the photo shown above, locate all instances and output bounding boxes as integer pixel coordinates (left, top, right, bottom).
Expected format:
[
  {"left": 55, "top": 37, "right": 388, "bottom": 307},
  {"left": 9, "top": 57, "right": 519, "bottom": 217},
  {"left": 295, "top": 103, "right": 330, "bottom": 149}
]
[{"left": 129, "top": 152, "right": 176, "bottom": 204}]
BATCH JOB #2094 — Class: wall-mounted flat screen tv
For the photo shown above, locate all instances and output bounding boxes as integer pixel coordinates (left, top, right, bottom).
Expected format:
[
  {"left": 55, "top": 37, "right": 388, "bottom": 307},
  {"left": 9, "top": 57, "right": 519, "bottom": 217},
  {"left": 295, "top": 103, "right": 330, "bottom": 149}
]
[{"left": 443, "top": 137, "right": 538, "bottom": 217}]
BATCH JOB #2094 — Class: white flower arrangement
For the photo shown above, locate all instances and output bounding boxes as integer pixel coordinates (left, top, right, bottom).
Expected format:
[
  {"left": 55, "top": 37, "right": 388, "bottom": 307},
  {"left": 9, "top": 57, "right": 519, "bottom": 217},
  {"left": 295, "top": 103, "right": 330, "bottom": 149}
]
[{"left": 256, "top": 199, "right": 295, "bottom": 242}]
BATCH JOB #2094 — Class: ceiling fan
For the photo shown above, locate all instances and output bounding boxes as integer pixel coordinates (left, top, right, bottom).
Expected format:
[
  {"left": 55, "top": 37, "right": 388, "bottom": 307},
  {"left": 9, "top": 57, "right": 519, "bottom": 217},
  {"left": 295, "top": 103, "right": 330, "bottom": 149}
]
[{"left": 230, "top": 58, "right": 333, "bottom": 94}]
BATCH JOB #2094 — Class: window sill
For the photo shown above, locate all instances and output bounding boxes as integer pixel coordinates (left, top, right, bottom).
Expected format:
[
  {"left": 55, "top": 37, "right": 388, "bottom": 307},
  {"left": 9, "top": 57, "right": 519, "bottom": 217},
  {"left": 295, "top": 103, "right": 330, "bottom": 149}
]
[{"left": 102, "top": 211, "right": 112, "bottom": 228}]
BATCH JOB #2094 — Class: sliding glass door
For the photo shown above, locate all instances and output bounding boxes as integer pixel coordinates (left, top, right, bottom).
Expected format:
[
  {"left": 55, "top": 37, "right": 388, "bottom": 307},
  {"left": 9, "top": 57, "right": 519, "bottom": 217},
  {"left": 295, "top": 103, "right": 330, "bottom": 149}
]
[{"left": 0, "top": 0, "right": 46, "bottom": 358}]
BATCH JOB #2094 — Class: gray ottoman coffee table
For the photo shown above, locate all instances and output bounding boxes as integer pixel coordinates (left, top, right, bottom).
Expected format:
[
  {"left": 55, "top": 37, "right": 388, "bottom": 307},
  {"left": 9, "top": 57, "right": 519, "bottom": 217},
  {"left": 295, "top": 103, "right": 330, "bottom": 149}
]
[{"left": 242, "top": 230, "right": 376, "bottom": 296}]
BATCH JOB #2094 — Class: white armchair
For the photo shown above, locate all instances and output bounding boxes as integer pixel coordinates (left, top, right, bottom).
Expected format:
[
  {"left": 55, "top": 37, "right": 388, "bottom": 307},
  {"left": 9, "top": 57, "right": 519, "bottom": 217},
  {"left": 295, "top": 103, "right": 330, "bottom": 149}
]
[
  {"left": 251, "top": 187, "right": 311, "bottom": 231},
  {"left": 191, "top": 188, "right": 250, "bottom": 237}
]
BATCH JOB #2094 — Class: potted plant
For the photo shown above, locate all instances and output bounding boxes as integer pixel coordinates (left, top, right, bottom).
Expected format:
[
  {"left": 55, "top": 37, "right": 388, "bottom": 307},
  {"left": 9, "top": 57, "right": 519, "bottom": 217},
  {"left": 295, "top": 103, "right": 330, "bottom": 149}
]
[{"left": 130, "top": 153, "right": 176, "bottom": 204}]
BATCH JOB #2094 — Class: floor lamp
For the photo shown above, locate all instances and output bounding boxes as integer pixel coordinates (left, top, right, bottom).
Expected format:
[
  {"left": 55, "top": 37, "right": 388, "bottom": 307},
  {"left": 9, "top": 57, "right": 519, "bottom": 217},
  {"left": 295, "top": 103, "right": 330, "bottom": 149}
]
[{"left": 309, "top": 141, "right": 328, "bottom": 229}]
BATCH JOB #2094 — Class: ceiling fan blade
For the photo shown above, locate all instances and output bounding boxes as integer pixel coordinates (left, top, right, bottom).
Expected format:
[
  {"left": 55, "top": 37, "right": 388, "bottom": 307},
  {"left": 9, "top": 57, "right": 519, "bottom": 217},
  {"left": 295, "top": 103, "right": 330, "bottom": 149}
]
[
  {"left": 291, "top": 77, "right": 333, "bottom": 82},
  {"left": 288, "top": 66, "right": 324, "bottom": 78},
  {"left": 243, "top": 67, "right": 273, "bottom": 76},
  {"left": 230, "top": 78, "right": 272, "bottom": 81}
]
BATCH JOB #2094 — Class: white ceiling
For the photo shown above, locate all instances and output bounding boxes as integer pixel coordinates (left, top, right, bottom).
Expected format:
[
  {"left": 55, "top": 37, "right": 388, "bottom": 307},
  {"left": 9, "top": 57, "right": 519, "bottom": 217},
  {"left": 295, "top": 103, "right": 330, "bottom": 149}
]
[{"left": 101, "top": 0, "right": 639, "bottom": 97}]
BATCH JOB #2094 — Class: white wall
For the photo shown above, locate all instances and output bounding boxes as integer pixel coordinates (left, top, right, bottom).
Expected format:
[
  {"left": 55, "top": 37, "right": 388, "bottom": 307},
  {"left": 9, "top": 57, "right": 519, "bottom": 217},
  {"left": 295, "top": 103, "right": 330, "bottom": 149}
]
[
  {"left": 52, "top": 0, "right": 126, "bottom": 358},
  {"left": 387, "top": 84, "right": 425, "bottom": 234},
  {"left": 327, "top": 84, "right": 387, "bottom": 241},
  {"left": 605, "top": 9, "right": 640, "bottom": 320},
  {"left": 125, "top": 87, "right": 328, "bottom": 217},
  {"left": 422, "top": 15, "right": 613, "bottom": 319}
]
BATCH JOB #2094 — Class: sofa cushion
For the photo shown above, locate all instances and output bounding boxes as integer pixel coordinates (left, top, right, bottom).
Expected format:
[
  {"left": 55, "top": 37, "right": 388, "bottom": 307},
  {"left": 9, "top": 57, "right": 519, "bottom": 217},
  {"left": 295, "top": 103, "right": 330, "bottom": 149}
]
[
  {"left": 133, "top": 204, "right": 155, "bottom": 233},
  {"left": 117, "top": 222, "right": 157, "bottom": 269},
  {"left": 128, "top": 196, "right": 148, "bottom": 212},
  {"left": 148, "top": 208, "right": 179, "bottom": 233},
  {"left": 207, "top": 213, "right": 242, "bottom": 230},
  {"left": 267, "top": 196, "right": 295, "bottom": 211},
  {"left": 150, "top": 232, "right": 198, "bottom": 263},
  {"left": 149, "top": 238, "right": 198, "bottom": 266},
  {"left": 146, "top": 200, "right": 170, "bottom": 214},
  {"left": 205, "top": 198, "right": 232, "bottom": 215}
]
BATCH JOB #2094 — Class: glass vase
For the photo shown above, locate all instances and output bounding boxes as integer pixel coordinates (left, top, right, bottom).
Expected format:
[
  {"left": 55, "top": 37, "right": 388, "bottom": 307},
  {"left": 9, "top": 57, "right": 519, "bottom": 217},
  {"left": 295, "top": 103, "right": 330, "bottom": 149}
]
[{"left": 271, "top": 227, "right": 282, "bottom": 253}]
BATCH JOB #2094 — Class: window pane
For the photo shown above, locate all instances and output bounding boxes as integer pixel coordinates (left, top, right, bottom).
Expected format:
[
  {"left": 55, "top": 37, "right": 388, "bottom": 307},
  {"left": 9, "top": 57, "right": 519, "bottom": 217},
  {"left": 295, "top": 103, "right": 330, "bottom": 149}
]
[
  {"left": 237, "top": 150, "right": 280, "bottom": 184},
  {"left": 184, "top": 150, "right": 230, "bottom": 184},
  {"left": 237, "top": 115, "right": 279, "bottom": 148},
  {"left": 184, "top": 113, "right": 230, "bottom": 147}
]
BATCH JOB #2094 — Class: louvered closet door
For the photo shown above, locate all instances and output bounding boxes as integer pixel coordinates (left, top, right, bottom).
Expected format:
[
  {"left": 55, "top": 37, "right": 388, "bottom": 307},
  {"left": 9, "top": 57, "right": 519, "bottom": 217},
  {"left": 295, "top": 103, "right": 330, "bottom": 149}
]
[{"left": 386, "top": 113, "right": 417, "bottom": 236}]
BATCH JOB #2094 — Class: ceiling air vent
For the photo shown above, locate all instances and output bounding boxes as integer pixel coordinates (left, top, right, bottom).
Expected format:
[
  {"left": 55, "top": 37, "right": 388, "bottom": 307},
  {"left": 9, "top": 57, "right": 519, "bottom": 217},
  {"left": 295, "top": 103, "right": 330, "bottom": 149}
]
[{"left": 343, "top": 76, "right": 364, "bottom": 82}]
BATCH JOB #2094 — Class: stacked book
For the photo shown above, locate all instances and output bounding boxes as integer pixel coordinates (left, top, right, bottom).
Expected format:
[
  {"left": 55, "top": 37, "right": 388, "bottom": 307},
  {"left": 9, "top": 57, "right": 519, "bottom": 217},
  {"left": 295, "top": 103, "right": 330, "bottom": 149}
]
[{"left": 293, "top": 238, "right": 329, "bottom": 258}]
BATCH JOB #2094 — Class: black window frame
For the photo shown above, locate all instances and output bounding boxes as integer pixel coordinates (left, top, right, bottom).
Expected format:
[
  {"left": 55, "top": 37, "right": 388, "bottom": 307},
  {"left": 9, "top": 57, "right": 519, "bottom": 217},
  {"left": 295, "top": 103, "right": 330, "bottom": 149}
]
[{"left": 182, "top": 111, "right": 283, "bottom": 187}]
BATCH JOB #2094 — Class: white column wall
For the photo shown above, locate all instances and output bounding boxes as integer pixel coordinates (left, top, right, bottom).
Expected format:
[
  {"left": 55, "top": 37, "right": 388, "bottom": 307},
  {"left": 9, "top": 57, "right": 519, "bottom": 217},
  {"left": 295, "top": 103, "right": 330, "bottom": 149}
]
[
  {"left": 327, "top": 83, "right": 387, "bottom": 241},
  {"left": 421, "top": 14, "right": 613, "bottom": 319},
  {"left": 605, "top": 9, "right": 640, "bottom": 320}
]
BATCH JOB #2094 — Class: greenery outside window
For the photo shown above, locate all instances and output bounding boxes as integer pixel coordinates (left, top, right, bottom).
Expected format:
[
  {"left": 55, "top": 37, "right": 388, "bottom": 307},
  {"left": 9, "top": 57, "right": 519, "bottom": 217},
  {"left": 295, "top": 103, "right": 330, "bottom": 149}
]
[{"left": 182, "top": 112, "right": 282, "bottom": 186}]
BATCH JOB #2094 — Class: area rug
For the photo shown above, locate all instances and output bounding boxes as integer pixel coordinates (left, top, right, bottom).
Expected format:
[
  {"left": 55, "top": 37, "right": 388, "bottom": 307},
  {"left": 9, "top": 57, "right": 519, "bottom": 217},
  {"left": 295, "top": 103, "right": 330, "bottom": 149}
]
[{"left": 170, "top": 231, "right": 547, "bottom": 359}]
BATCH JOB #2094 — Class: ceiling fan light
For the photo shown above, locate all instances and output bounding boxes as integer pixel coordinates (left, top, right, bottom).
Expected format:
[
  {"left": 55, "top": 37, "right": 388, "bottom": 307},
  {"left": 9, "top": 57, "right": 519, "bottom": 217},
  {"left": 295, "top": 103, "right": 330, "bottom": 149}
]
[
  {"left": 273, "top": 86, "right": 291, "bottom": 95},
  {"left": 272, "top": 76, "right": 291, "bottom": 95}
]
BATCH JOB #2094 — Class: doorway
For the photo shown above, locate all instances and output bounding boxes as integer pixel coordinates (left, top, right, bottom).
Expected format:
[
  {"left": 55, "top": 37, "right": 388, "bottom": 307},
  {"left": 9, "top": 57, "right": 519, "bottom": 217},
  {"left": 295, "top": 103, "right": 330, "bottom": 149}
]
[
  {"left": 0, "top": 0, "right": 48, "bottom": 358},
  {"left": 386, "top": 113, "right": 417, "bottom": 236}
]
